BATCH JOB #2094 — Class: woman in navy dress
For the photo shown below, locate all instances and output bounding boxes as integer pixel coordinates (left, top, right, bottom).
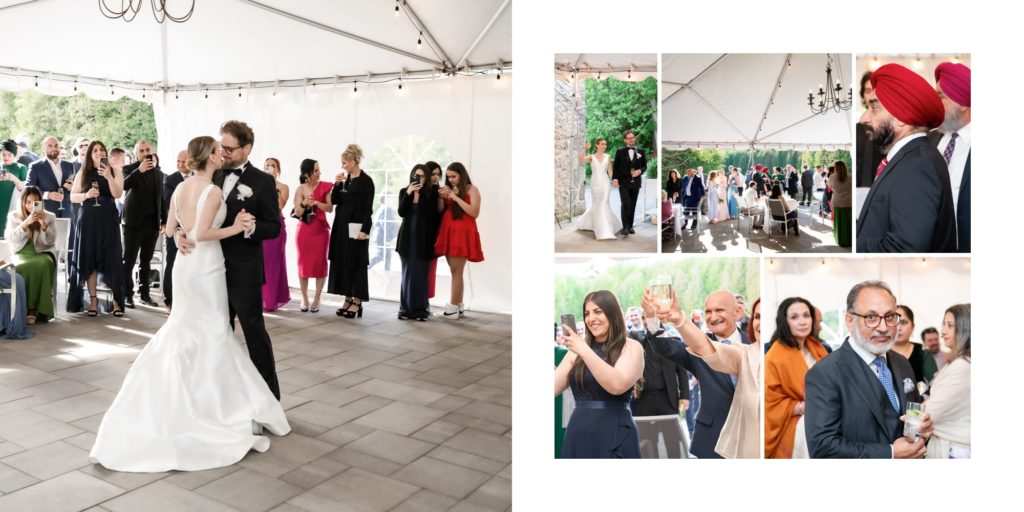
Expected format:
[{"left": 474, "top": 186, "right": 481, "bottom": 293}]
[
  {"left": 68, "top": 140, "right": 125, "bottom": 316},
  {"left": 554, "top": 290, "right": 644, "bottom": 458}
]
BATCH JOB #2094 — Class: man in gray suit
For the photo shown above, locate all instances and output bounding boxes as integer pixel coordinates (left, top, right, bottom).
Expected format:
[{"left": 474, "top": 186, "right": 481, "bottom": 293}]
[{"left": 805, "top": 281, "right": 934, "bottom": 458}]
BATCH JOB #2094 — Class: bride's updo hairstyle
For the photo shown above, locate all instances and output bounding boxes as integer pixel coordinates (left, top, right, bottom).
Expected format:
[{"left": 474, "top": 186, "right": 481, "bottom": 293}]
[{"left": 187, "top": 136, "right": 218, "bottom": 172}]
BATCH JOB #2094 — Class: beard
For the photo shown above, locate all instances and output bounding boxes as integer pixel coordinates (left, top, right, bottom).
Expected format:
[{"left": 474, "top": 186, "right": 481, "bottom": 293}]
[
  {"left": 46, "top": 150, "right": 60, "bottom": 160},
  {"left": 850, "top": 326, "right": 895, "bottom": 356},
  {"left": 938, "top": 106, "right": 965, "bottom": 134},
  {"left": 862, "top": 119, "right": 896, "bottom": 149}
]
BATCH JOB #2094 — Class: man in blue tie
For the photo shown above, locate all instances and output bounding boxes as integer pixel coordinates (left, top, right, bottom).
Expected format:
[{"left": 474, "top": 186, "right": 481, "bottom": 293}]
[
  {"left": 805, "top": 280, "right": 933, "bottom": 458},
  {"left": 680, "top": 168, "right": 704, "bottom": 229}
]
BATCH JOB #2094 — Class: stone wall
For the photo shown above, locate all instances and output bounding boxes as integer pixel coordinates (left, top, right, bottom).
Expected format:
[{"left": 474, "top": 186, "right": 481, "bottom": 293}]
[{"left": 554, "top": 77, "right": 586, "bottom": 222}]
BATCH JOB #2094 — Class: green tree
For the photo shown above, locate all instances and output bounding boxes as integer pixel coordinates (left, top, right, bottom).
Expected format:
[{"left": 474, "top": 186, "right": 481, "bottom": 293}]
[
  {"left": 582, "top": 77, "right": 658, "bottom": 178},
  {"left": 662, "top": 148, "right": 851, "bottom": 188},
  {"left": 0, "top": 90, "right": 157, "bottom": 154}
]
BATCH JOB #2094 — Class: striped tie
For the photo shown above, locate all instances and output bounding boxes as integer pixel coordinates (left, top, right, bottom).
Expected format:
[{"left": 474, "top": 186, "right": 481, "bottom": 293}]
[
  {"left": 874, "top": 158, "right": 889, "bottom": 178},
  {"left": 942, "top": 133, "right": 959, "bottom": 164},
  {"left": 872, "top": 357, "right": 900, "bottom": 413}
]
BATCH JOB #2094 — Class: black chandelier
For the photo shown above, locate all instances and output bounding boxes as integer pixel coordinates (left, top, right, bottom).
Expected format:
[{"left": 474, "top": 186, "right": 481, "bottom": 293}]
[
  {"left": 99, "top": 0, "right": 195, "bottom": 23},
  {"left": 807, "top": 53, "right": 853, "bottom": 115}
]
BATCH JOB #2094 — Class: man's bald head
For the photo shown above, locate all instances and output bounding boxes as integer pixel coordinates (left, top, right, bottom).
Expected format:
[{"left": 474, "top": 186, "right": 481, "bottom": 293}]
[
  {"left": 705, "top": 290, "right": 741, "bottom": 338},
  {"left": 176, "top": 149, "right": 188, "bottom": 174}
]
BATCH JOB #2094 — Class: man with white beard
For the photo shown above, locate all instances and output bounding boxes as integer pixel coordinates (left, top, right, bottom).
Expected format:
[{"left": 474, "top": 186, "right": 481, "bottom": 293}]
[{"left": 804, "top": 281, "right": 933, "bottom": 458}]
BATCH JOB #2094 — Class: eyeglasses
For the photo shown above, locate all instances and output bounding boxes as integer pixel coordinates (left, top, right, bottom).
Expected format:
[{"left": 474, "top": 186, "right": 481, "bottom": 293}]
[
  {"left": 221, "top": 145, "right": 241, "bottom": 153},
  {"left": 849, "top": 312, "right": 901, "bottom": 328}
]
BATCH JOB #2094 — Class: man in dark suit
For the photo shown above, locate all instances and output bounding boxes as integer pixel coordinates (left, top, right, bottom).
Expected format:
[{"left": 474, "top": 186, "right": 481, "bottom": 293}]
[
  {"left": 680, "top": 168, "right": 705, "bottom": 229},
  {"left": 800, "top": 165, "right": 815, "bottom": 206},
  {"left": 785, "top": 165, "right": 799, "bottom": 199},
  {"left": 15, "top": 135, "right": 39, "bottom": 167},
  {"left": 752, "top": 165, "right": 766, "bottom": 196},
  {"left": 176, "top": 120, "right": 281, "bottom": 400},
  {"left": 611, "top": 130, "right": 646, "bottom": 236},
  {"left": 121, "top": 141, "right": 162, "bottom": 308},
  {"left": 856, "top": 63, "right": 956, "bottom": 253},
  {"left": 642, "top": 290, "right": 751, "bottom": 458},
  {"left": 805, "top": 281, "right": 934, "bottom": 458},
  {"left": 931, "top": 62, "right": 971, "bottom": 253},
  {"left": 856, "top": 72, "right": 885, "bottom": 189},
  {"left": 27, "top": 136, "right": 75, "bottom": 216},
  {"left": 161, "top": 150, "right": 190, "bottom": 308}
]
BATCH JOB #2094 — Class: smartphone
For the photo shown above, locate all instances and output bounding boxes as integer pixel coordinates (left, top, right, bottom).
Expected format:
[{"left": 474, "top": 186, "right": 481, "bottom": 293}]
[
  {"left": 32, "top": 201, "right": 42, "bottom": 212},
  {"left": 560, "top": 314, "right": 576, "bottom": 336},
  {"left": 147, "top": 154, "right": 155, "bottom": 161},
  {"left": 100, "top": 157, "right": 109, "bottom": 167},
  {"left": 412, "top": 175, "right": 420, "bottom": 185}
]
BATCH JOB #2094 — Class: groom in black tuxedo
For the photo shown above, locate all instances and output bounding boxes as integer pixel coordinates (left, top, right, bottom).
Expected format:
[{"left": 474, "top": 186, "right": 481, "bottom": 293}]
[
  {"left": 213, "top": 120, "right": 282, "bottom": 399},
  {"left": 611, "top": 130, "right": 647, "bottom": 235}
]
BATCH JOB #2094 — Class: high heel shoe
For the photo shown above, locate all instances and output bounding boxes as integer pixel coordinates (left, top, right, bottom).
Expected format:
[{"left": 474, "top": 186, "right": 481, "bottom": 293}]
[
  {"left": 336, "top": 298, "right": 353, "bottom": 317},
  {"left": 112, "top": 301, "right": 125, "bottom": 317},
  {"left": 340, "top": 301, "right": 362, "bottom": 318},
  {"left": 87, "top": 295, "right": 98, "bottom": 317}
]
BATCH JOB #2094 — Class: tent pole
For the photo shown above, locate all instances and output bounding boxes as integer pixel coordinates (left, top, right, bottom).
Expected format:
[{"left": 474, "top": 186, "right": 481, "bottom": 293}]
[
  {"left": 0, "top": 0, "right": 45, "bottom": 13},
  {"left": 456, "top": 0, "right": 510, "bottom": 69},
  {"left": 401, "top": 1, "right": 455, "bottom": 70}
]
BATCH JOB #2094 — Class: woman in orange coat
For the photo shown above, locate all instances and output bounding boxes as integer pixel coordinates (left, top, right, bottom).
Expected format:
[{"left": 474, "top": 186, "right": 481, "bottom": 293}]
[{"left": 765, "top": 297, "right": 829, "bottom": 458}]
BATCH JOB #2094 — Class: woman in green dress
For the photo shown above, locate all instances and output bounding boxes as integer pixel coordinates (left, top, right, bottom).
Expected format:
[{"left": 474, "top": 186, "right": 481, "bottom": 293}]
[
  {"left": 5, "top": 186, "right": 56, "bottom": 324},
  {"left": 0, "top": 139, "right": 29, "bottom": 235}
]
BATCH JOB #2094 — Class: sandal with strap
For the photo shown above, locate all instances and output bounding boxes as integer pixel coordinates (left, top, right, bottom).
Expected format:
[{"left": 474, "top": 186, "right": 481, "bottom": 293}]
[
  {"left": 340, "top": 301, "right": 362, "bottom": 319},
  {"left": 87, "top": 295, "right": 98, "bottom": 317},
  {"left": 336, "top": 298, "right": 354, "bottom": 317}
]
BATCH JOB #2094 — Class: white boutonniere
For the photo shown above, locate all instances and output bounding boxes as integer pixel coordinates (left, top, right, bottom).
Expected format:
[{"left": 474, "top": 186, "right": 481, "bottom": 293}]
[{"left": 236, "top": 184, "right": 253, "bottom": 201}]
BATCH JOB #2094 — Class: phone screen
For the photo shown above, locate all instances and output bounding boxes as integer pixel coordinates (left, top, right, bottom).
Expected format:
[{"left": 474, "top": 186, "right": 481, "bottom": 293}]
[
  {"left": 560, "top": 314, "right": 576, "bottom": 336},
  {"left": 100, "top": 157, "right": 109, "bottom": 167}
]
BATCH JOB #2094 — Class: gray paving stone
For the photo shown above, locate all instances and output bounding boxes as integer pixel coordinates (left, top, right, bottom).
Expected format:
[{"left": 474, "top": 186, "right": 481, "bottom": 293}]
[
  {"left": 427, "top": 395, "right": 476, "bottom": 413},
  {"left": 454, "top": 401, "right": 512, "bottom": 426},
  {"left": 104, "top": 480, "right": 240, "bottom": 512},
  {"left": 287, "top": 468, "right": 419, "bottom": 512},
  {"left": 350, "top": 378, "right": 445, "bottom": 405},
  {"left": 427, "top": 446, "right": 506, "bottom": 475},
  {"left": 164, "top": 465, "right": 241, "bottom": 491},
  {"left": 392, "top": 457, "right": 490, "bottom": 500},
  {"left": 0, "top": 471, "right": 124, "bottom": 512},
  {"left": 293, "top": 382, "right": 367, "bottom": 407},
  {"left": 0, "top": 461, "right": 39, "bottom": 493},
  {"left": 392, "top": 489, "right": 459, "bottom": 512},
  {"left": 196, "top": 468, "right": 303, "bottom": 512},
  {"left": 344, "top": 430, "right": 436, "bottom": 465},
  {"left": 464, "top": 476, "right": 511, "bottom": 511},
  {"left": 20, "top": 378, "right": 100, "bottom": 402},
  {"left": 441, "top": 413, "right": 510, "bottom": 436},
  {"left": 354, "top": 402, "right": 447, "bottom": 436},
  {"left": 238, "top": 434, "right": 336, "bottom": 478},
  {"left": 353, "top": 363, "right": 422, "bottom": 383},
  {"left": 0, "top": 441, "right": 26, "bottom": 459},
  {"left": 315, "top": 422, "right": 375, "bottom": 447},
  {"left": 452, "top": 384, "right": 511, "bottom": 407},
  {"left": 410, "top": 420, "right": 466, "bottom": 445},
  {"left": 1, "top": 440, "right": 91, "bottom": 480},
  {"left": 0, "top": 363, "right": 62, "bottom": 389},
  {"left": 325, "top": 447, "right": 403, "bottom": 477},
  {"left": 278, "top": 456, "right": 350, "bottom": 490},
  {"left": 31, "top": 389, "right": 116, "bottom": 423}
]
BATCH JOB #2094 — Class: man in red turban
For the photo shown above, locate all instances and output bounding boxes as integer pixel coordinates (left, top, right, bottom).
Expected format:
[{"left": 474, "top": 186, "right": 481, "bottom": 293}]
[
  {"left": 856, "top": 63, "right": 957, "bottom": 253},
  {"left": 930, "top": 61, "right": 971, "bottom": 253}
]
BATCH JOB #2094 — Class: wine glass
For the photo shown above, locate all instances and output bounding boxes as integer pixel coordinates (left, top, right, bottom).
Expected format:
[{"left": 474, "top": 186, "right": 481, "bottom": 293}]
[{"left": 91, "top": 181, "right": 101, "bottom": 207}]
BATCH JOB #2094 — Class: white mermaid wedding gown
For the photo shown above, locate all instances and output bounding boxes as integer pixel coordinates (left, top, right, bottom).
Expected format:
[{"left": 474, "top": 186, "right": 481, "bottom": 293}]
[
  {"left": 89, "top": 184, "right": 290, "bottom": 472},
  {"left": 576, "top": 154, "right": 622, "bottom": 240}
]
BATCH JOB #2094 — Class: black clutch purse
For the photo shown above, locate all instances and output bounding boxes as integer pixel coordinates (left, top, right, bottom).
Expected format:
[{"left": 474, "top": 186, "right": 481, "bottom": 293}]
[{"left": 292, "top": 206, "right": 314, "bottom": 224}]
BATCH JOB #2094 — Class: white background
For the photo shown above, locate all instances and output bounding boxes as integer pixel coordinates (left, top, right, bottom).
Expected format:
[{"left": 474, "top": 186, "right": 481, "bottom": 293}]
[{"left": 513, "top": 0, "right": 1014, "bottom": 509}]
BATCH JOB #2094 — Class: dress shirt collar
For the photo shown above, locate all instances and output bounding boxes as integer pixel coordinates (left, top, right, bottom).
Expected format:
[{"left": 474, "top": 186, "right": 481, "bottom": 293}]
[
  {"left": 846, "top": 335, "right": 886, "bottom": 367},
  {"left": 886, "top": 132, "right": 927, "bottom": 161}
]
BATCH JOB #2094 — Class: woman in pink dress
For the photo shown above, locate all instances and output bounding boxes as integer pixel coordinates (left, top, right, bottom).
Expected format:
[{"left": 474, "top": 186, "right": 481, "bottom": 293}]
[
  {"left": 293, "top": 158, "right": 333, "bottom": 312},
  {"left": 260, "top": 158, "right": 291, "bottom": 312}
]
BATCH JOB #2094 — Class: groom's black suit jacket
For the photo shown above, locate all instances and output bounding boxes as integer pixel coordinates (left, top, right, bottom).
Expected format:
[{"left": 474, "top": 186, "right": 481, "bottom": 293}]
[
  {"left": 612, "top": 146, "right": 646, "bottom": 190},
  {"left": 213, "top": 161, "right": 281, "bottom": 287}
]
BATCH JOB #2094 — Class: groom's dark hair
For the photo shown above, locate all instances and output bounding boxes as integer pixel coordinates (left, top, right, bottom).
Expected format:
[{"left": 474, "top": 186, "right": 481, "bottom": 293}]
[
  {"left": 623, "top": 129, "right": 635, "bottom": 138},
  {"left": 220, "top": 120, "right": 254, "bottom": 148}
]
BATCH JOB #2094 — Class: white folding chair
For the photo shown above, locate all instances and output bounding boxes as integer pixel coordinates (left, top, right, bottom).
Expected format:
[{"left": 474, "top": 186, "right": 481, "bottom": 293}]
[
  {"left": 53, "top": 218, "right": 72, "bottom": 297},
  {"left": 766, "top": 199, "right": 791, "bottom": 239},
  {"left": 0, "top": 261, "right": 16, "bottom": 321}
]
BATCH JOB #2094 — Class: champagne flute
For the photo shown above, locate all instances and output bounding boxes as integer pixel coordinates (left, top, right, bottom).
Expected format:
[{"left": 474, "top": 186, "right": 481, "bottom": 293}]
[
  {"left": 91, "top": 181, "right": 101, "bottom": 207},
  {"left": 650, "top": 275, "right": 673, "bottom": 310}
]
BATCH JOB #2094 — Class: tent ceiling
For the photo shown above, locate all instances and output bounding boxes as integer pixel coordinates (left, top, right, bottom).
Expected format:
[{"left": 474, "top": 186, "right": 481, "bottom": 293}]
[
  {"left": 0, "top": 0, "right": 510, "bottom": 87},
  {"left": 555, "top": 53, "right": 656, "bottom": 73},
  {"left": 662, "top": 53, "right": 853, "bottom": 149}
]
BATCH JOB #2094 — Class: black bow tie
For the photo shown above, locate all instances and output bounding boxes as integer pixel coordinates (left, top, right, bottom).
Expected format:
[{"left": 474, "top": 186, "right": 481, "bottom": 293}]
[{"left": 226, "top": 168, "right": 242, "bottom": 177}]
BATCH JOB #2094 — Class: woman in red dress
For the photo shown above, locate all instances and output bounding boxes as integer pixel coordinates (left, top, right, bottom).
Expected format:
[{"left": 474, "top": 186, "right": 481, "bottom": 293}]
[
  {"left": 434, "top": 162, "right": 483, "bottom": 317},
  {"left": 292, "top": 159, "right": 332, "bottom": 312}
]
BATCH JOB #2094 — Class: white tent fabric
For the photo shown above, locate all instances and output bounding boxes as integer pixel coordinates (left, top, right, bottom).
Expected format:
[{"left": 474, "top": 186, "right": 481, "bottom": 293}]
[
  {"left": 856, "top": 54, "right": 970, "bottom": 89},
  {"left": 0, "top": 0, "right": 511, "bottom": 99},
  {"left": 554, "top": 53, "right": 657, "bottom": 81},
  {"left": 662, "top": 53, "right": 853, "bottom": 150},
  {"left": 0, "top": 0, "right": 512, "bottom": 313}
]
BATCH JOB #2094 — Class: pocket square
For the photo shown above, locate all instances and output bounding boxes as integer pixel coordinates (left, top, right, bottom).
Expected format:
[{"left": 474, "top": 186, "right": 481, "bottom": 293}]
[{"left": 903, "top": 377, "right": 915, "bottom": 394}]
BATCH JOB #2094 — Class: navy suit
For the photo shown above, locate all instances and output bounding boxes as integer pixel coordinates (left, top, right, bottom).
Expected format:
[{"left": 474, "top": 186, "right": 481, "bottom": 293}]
[
  {"left": 680, "top": 175, "right": 705, "bottom": 229},
  {"left": 161, "top": 171, "right": 187, "bottom": 305},
  {"left": 805, "top": 340, "right": 922, "bottom": 458},
  {"left": 27, "top": 159, "right": 75, "bottom": 215},
  {"left": 957, "top": 156, "right": 970, "bottom": 252},
  {"left": 856, "top": 136, "right": 957, "bottom": 252},
  {"left": 646, "top": 328, "right": 751, "bottom": 458}
]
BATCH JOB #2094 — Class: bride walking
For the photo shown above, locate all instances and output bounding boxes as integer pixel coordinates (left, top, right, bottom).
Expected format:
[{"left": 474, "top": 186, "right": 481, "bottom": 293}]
[
  {"left": 576, "top": 139, "right": 622, "bottom": 240},
  {"left": 89, "top": 136, "right": 290, "bottom": 472}
]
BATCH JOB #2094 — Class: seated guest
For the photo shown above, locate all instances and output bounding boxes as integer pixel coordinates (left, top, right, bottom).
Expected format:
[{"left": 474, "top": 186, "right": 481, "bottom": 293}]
[
  {"left": 741, "top": 184, "right": 763, "bottom": 230},
  {"left": 661, "top": 190, "right": 672, "bottom": 222},
  {"left": 0, "top": 268, "right": 31, "bottom": 338},
  {"left": 925, "top": 304, "right": 971, "bottom": 458},
  {"left": 768, "top": 184, "right": 800, "bottom": 235},
  {"left": 5, "top": 186, "right": 57, "bottom": 324}
]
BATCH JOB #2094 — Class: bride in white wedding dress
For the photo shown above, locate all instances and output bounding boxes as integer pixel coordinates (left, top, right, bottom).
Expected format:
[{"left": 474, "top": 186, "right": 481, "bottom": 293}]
[
  {"left": 575, "top": 139, "right": 622, "bottom": 240},
  {"left": 89, "top": 136, "right": 290, "bottom": 472}
]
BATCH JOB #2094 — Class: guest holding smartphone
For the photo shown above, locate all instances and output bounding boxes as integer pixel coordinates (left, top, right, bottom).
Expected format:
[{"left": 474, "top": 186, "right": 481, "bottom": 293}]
[
  {"left": 293, "top": 158, "right": 332, "bottom": 313},
  {"left": 69, "top": 141, "right": 125, "bottom": 317},
  {"left": 0, "top": 139, "right": 29, "bottom": 235},
  {"left": 396, "top": 164, "right": 441, "bottom": 320},
  {"left": 328, "top": 145, "right": 374, "bottom": 318},
  {"left": 5, "top": 186, "right": 57, "bottom": 324},
  {"left": 434, "top": 162, "right": 483, "bottom": 317}
]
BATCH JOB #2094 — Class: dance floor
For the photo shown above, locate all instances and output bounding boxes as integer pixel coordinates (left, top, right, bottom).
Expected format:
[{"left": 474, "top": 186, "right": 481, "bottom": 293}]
[{"left": 0, "top": 291, "right": 511, "bottom": 512}]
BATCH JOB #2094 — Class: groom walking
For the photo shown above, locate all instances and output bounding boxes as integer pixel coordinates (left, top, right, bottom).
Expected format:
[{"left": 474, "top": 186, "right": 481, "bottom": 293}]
[
  {"left": 214, "top": 120, "right": 282, "bottom": 399},
  {"left": 612, "top": 130, "right": 646, "bottom": 235}
]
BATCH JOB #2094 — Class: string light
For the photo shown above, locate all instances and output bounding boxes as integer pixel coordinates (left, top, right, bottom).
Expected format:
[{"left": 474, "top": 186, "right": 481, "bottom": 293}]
[
  {"left": 417, "top": 32, "right": 422, "bottom": 50},
  {"left": 34, "top": 76, "right": 38, "bottom": 87},
  {"left": 238, "top": 87, "right": 242, "bottom": 98},
  {"left": 394, "top": 0, "right": 400, "bottom": 16}
]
